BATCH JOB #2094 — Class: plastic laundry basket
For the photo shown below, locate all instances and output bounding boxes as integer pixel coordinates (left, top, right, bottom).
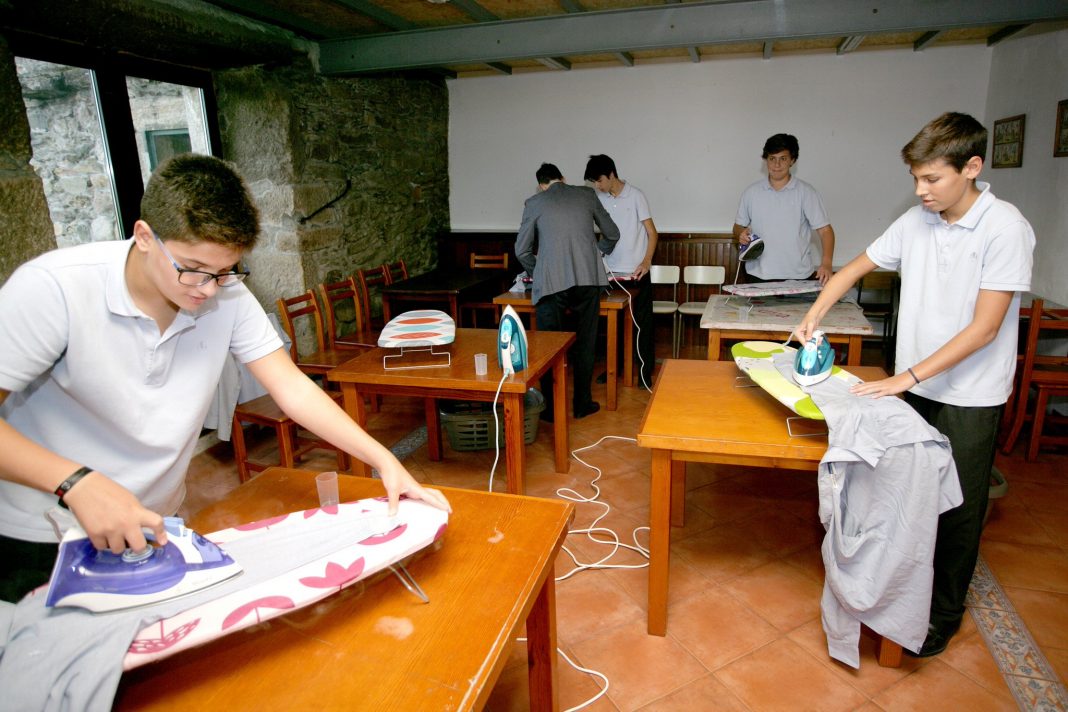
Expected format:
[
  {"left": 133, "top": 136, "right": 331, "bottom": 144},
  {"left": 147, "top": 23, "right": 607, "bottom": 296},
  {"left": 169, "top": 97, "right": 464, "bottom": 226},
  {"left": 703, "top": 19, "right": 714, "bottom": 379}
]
[{"left": 439, "top": 389, "right": 544, "bottom": 451}]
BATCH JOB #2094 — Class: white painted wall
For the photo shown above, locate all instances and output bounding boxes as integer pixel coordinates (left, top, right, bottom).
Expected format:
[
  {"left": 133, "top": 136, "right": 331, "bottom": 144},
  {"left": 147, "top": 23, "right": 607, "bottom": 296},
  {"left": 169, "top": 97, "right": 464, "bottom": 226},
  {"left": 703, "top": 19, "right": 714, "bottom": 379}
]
[
  {"left": 448, "top": 45, "right": 992, "bottom": 262},
  {"left": 985, "top": 29, "right": 1068, "bottom": 307}
]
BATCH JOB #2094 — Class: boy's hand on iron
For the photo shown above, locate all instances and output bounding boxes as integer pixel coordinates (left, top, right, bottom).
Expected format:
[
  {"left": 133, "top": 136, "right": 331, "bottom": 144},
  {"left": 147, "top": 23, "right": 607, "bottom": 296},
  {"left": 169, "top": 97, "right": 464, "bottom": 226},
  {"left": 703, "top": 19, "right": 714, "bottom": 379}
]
[
  {"left": 61, "top": 471, "right": 167, "bottom": 553},
  {"left": 739, "top": 228, "right": 753, "bottom": 245}
]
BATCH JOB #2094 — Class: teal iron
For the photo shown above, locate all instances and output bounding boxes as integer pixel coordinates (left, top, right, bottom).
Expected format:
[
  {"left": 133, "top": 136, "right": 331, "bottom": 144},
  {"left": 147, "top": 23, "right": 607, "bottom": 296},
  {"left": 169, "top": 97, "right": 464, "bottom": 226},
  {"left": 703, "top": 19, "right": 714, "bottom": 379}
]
[
  {"left": 793, "top": 330, "right": 835, "bottom": 386},
  {"left": 497, "top": 305, "right": 528, "bottom": 374}
]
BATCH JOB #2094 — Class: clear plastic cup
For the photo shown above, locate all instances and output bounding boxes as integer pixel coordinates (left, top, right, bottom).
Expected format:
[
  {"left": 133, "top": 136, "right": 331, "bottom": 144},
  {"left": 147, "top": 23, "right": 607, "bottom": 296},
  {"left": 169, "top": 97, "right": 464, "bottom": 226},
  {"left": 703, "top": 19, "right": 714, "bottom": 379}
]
[
  {"left": 474, "top": 353, "right": 488, "bottom": 375},
  {"left": 316, "top": 471, "right": 339, "bottom": 507}
]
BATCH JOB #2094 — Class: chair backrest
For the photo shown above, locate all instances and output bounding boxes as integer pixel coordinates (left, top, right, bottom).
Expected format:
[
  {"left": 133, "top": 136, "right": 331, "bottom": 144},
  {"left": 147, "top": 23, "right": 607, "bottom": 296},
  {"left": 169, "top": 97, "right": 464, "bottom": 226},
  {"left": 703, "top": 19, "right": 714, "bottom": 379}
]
[
  {"left": 356, "top": 265, "right": 389, "bottom": 326},
  {"left": 382, "top": 260, "right": 408, "bottom": 285},
  {"left": 649, "top": 264, "right": 680, "bottom": 303},
  {"left": 318, "top": 276, "right": 368, "bottom": 348},
  {"left": 1019, "top": 299, "right": 1068, "bottom": 386},
  {"left": 276, "top": 290, "right": 327, "bottom": 360},
  {"left": 682, "top": 265, "right": 725, "bottom": 303},
  {"left": 470, "top": 252, "right": 509, "bottom": 270}
]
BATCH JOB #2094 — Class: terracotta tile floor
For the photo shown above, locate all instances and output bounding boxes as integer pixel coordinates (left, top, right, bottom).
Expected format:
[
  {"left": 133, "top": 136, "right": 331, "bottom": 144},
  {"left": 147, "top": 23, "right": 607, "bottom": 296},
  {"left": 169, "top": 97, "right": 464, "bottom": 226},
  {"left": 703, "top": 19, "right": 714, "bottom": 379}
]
[{"left": 183, "top": 339, "right": 1068, "bottom": 710}]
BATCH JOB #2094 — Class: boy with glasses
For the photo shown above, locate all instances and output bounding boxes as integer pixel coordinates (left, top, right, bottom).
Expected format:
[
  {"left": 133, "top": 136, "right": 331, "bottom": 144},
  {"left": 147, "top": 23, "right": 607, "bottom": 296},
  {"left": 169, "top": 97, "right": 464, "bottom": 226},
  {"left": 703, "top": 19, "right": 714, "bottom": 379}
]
[
  {"left": 0, "top": 154, "right": 449, "bottom": 602},
  {"left": 733, "top": 133, "right": 837, "bottom": 284}
]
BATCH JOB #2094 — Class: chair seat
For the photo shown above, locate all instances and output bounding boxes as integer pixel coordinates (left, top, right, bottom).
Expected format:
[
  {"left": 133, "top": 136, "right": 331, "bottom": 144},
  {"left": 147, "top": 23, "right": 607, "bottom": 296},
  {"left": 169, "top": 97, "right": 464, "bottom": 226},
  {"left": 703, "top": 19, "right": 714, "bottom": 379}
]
[
  {"left": 295, "top": 349, "right": 353, "bottom": 376},
  {"left": 678, "top": 301, "right": 707, "bottom": 316},
  {"left": 652, "top": 301, "right": 678, "bottom": 313}
]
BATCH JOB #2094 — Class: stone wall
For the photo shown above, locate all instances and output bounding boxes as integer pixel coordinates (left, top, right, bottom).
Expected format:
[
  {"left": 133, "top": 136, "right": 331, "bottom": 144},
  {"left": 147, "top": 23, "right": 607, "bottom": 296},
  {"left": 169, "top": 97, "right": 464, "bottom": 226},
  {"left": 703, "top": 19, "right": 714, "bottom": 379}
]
[
  {"left": 215, "top": 57, "right": 449, "bottom": 333},
  {"left": 0, "top": 40, "right": 57, "bottom": 284}
]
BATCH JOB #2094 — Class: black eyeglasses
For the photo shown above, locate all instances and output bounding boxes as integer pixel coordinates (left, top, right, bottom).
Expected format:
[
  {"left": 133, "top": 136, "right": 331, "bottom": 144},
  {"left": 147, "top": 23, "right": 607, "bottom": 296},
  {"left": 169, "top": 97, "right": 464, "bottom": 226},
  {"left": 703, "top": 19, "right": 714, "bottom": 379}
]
[{"left": 153, "top": 231, "right": 250, "bottom": 287}]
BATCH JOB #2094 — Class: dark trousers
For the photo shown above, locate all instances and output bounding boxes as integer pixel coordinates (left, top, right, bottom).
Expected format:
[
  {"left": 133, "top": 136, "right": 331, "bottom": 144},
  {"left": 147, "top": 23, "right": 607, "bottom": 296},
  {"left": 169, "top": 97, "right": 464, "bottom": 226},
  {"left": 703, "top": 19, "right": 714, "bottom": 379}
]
[
  {"left": 615, "top": 276, "right": 655, "bottom": 387},
  {"left": 535, "top": 285, "right": 601, "bottom": 412},
  {"left": 905, "top": 392, "right": 1001, "bottom": 631},
  {"left": 0, "top": 534, "right": 58, "bottom": 602}
]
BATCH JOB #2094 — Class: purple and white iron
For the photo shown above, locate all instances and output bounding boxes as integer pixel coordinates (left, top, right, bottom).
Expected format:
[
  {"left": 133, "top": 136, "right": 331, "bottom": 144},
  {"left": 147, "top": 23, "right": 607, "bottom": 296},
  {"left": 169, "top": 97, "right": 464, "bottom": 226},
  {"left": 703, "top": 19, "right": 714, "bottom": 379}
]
[{"left": 45, "top": 516, "right": 242, "bottom": 613}]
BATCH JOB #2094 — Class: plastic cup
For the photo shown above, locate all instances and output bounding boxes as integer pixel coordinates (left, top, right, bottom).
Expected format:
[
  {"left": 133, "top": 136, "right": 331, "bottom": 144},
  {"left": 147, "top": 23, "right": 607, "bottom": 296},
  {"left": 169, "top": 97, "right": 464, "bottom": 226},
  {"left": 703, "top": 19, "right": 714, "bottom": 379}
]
[
  {"left": 474, "top": 352, "right": 488, "bottom": 375},
  {"left": 316, "top": 471, "right": 339, "bottom": 507}
]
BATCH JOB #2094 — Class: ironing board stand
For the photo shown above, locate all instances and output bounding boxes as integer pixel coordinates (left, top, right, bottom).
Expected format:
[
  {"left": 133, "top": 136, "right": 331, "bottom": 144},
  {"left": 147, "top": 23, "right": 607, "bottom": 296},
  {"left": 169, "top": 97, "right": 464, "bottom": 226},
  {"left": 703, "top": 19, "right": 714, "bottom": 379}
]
[{"left": 383, "top": 344, "right": 451, "bottom": 370}]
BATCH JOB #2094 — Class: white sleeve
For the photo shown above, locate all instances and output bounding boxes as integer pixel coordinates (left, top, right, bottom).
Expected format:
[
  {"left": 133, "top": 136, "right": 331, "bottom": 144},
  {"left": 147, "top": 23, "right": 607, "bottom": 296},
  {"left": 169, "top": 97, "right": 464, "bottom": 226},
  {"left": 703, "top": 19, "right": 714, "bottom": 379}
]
[{"left": 0, "top": 264, "right": 70, "bottom": 393}]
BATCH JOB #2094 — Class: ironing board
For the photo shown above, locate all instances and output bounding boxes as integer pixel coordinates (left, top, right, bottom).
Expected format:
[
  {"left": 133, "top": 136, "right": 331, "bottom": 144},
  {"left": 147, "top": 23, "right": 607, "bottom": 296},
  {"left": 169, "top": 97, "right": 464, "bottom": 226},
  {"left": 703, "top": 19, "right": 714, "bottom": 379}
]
[
  {"left": 722, "top": 279, "right": 823, "bottom": 298},
  {"left": 123, "top": 496, "right": 448, "bottom": 670},
  {"left": 378, "top": 309, "right": 455, "bottom": 369}
]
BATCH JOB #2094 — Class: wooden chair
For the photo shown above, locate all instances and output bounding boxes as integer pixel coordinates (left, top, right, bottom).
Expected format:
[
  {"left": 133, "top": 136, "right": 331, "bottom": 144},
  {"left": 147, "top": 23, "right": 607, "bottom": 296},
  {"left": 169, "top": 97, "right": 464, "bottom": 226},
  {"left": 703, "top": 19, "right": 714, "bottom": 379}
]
[
  {"left": 461, "top": 252, "right": 510, "bottom": 327},
  {"left": 1000, "top": 299, "right": 1068, "bottom": 461},
  {"left": 356, "top": 265, "right": 390, "bottom": 330},
  {"left": 650, "top": 265, "right": 681, "bottom": 358},
  {"left": 857, "top": 271, "right": 899, "bottom": 371},
  {"left": 276, "top": 290, "right": 352, "bottom": 380},
  {"left": 677, "top": 265, "right": 725, "bottom": 357},
  {"left": 231, "top": 391, "right": 350, "bottom": 483},
  {"left": 382, "top": 260, "right": 409, "bottom": 284},
  {"left": 318, "top": 276, "right": 379, "bottom": 350}
]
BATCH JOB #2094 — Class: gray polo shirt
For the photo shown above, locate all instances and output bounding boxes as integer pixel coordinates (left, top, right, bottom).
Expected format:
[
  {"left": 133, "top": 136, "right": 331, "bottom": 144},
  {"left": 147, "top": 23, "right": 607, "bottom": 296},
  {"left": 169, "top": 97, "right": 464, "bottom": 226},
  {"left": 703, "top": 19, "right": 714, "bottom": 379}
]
[
  {"left": 0, "top": 240, "right": 282, "bottom": 541},
  {"left": 735, "top": 176, "right": 830, "bottom": 280}
]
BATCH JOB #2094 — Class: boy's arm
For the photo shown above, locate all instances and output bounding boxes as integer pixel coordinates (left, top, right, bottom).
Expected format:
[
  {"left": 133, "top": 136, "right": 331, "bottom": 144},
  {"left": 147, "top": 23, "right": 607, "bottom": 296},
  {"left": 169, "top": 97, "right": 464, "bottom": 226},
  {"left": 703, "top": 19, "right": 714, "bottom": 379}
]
[
  {"left": 635, "top": 217, "right": 659, "bottom": 279},
  {"left": 246, "top": 350, "right": 450, "bottom": 515},
  {"left": 0, "top": 390, "right": 166, "bottom": 553},
  {"left": 797, "top": 252, "right": 877, "bottom": 342},
  {"left": 851, "top": 289, "right": 1014, "bottom": 399},
  {"left": 815, "top": 225, "right": 836, "bottom": 284}
]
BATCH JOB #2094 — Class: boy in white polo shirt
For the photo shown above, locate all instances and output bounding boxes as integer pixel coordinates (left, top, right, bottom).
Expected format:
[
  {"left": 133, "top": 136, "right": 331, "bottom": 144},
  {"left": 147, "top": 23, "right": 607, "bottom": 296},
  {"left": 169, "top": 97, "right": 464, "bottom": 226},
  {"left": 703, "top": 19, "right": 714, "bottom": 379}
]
[
  {"left": 584, "top": 154, "right": 659, "bottom": 387},
  {"left": 0, "top": 154, "right": 449, "bottom": 603},
  {"left": 797, "top": 112, "right": 1035, "bottom": 657}
]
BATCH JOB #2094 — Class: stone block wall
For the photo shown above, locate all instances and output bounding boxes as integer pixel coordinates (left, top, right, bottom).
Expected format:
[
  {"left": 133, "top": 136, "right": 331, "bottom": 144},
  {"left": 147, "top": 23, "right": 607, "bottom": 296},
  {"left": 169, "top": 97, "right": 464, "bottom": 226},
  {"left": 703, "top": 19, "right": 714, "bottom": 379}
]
[{"left": 0, "top": 39, "right": 56, "bottom": 284}]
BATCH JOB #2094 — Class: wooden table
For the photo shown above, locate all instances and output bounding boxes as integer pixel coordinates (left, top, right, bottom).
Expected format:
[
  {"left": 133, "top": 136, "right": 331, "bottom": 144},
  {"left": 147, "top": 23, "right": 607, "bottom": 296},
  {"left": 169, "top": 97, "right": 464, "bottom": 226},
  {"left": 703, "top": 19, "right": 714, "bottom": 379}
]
[
  {"left": 329, "top": 328, "right": 574, "bottom": 493},
  {"left": 702, "top": 295, "right": 872, "bottom": 365},
  {"left": 116, "top": 468, "right": 574, "bottom": 711},
  {"left": 382, "top": 269, "right": 497, "bottom": 323},
  {"left": 636, "top": 359, "right": 903, "bottom": 667},
  {"left": 492, "top": 290, "right": 633, "bottom": 411}
]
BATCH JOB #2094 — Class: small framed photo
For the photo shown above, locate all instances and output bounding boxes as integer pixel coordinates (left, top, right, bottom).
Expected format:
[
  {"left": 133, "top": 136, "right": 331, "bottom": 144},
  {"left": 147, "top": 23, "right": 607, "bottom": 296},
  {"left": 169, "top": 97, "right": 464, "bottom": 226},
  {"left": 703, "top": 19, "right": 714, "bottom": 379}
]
[
  {"left": 1055, "top": 99, "right": 1068, "bottom": 158},
  {"left": 992, "top": 114, "right": 1025, "bottom": 168}
]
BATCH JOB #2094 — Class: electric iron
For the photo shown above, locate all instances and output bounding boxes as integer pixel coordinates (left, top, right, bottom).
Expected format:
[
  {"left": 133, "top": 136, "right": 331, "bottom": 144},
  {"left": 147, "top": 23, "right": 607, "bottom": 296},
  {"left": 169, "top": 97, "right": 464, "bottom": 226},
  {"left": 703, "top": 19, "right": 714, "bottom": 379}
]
[
  {"left": 792, "top": 330, "right": 835, "bottom": 386},
  {"left": 45, "top": 516, "right": 242, "bottom": 613},
  {"left": 738, "top": 233, "right": 765, "bottom": 262},
  {"left": 497, "top": 305, "right": 529, "bottom": 374}
]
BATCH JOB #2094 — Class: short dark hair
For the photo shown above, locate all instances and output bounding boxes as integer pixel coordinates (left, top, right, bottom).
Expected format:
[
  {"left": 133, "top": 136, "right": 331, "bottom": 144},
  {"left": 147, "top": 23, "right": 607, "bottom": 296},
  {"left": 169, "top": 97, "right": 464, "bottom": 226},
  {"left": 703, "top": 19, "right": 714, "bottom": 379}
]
[
  {"left": 583, "top": 154, "right": 617, "bottom": 182},
  {"left": 901, "top": 112, "right": 988, "bottom": 172},
  {"left": 762, "top": 133, "right": 799, "bottom": 160},
  {"left": 140, "top": 154, "right": 260, "bottom": 249},
  {"left": 536, "top": 162, "right": 564, "bottom": 185}
]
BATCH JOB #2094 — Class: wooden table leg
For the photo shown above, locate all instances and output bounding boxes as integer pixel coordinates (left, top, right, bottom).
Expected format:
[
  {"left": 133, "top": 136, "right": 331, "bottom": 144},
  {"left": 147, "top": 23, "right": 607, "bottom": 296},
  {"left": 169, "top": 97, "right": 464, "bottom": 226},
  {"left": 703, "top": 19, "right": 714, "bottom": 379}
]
[
  {"left": 424, "top": 397, "right": 442, "bottom": 461},
  {"left": 670, "top": 458, "right": 686, "bottom": 528},
  {"left": 707, "top": 329, "right": 723, "bottom": 361},
  {"left": 503, "top": 392, "right": 525, "bottom": 494},
  {"left": 526, "top": 573, "right": 560, "bottom": 712},
  {"left": 648, "top": 448, "right": 672, "bottom": 636},
  {"left": 605, "top": 307, "right": 618, "bottom": 411},
  {"left": 342, "top": 384, "right": 372, "bottom": 477},
  {"left": 551, "top": 357, "right": 569, "bottom": 474},
  {"left": 876, "top": 636, "right": 903, "bottom": 667},
  {"left": 846, "top": 335, "right": 863, "bottom": 366},
  {"left": 623, "top": 308, "right": 635, "bottom": 388}
]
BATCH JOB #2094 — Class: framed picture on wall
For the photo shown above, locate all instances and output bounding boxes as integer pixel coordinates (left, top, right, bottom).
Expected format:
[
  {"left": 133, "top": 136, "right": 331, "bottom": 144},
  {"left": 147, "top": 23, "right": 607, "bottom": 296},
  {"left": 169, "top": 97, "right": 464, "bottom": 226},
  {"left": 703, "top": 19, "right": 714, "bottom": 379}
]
[
  {"left": 1055, "top": 99, "right": 1068, "bottom": 158},
  {"left": 991, "top": 114, "right": 1025, "bottom": 168}
]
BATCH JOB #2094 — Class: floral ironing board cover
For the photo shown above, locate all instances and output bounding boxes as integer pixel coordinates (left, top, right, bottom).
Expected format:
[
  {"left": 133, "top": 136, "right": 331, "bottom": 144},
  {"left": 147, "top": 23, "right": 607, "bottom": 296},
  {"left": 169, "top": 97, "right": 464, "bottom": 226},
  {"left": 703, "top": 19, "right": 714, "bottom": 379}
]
[
  {"left": 378, "top": 310, "right": 455, "bottom": 348},
  {"left": 123, "top": 497, "right": 448, "bottom": 670},
  {"left": 731, "top": 341, "right": 861, "bottom": 420},
  {"left": 722, "top": 279, "right": 822, "bottom": 298}
]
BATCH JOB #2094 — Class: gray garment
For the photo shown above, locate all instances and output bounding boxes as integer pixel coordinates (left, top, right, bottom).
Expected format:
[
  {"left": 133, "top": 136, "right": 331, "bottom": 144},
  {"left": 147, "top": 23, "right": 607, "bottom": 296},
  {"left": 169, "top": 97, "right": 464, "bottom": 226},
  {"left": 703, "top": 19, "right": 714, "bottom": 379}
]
[
  {"left": 771, "top": 354, "right": 962, "bottom": 668},
  {"left": 515, "top": 181, "right": 620, "bottom": 305},
  {"left": 0, "top": 512, "right": 394, "bottom": 711}
]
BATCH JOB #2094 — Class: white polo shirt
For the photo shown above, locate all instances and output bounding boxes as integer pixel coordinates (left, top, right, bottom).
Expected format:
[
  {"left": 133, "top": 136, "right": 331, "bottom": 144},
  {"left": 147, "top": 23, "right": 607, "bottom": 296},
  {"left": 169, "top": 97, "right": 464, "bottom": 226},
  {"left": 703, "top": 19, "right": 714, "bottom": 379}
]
[
  {"left": 597, "top": 182, "right": 652, "bottom": 274},
  {"left": 866, "top": 182, "right": 1034, "bottom": 407},
  {"left": 0, "top": 240, "right": 282, "bottom": 541},
  {"left": 735, "top": 176, "right": 830, "bottom": 279}
]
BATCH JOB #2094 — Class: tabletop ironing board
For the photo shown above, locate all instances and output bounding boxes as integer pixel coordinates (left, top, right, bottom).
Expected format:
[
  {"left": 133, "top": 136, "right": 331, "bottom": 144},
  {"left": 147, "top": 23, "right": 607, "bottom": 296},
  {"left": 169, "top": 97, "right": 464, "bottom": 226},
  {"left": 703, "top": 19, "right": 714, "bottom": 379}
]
[{"left": 377, "top": 309, "right": 455, "bottom": 369}]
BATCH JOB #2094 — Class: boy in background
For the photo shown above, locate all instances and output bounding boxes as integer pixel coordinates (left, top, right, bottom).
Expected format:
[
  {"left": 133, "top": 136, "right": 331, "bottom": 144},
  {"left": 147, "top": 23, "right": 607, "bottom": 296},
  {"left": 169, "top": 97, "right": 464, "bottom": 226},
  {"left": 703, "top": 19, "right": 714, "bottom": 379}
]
[
  {"left": 0, "top": 154, "right": 449, "bottom": 602},
  {"left": 584, "top": 154, "right": 658, "bottom": 388},
  {"left": 796, "top": 112, "right": 1034, "bottom": 656}
]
